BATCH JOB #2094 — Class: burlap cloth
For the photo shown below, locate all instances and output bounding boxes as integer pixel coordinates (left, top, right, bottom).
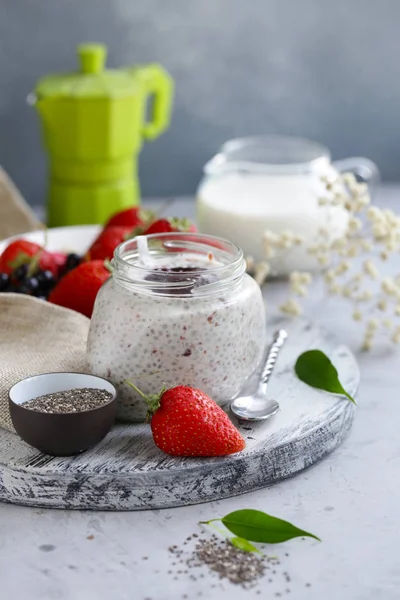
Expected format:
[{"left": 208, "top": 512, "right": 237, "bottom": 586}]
[
  {"left": 0, "top": 295, "right": 90, "bottom": 432},
  {"left": 0, "top": 169, "right": 90, "bottom": 432},
  {"left": 0, "top": 167, "right": 41, "bottom": 240}
]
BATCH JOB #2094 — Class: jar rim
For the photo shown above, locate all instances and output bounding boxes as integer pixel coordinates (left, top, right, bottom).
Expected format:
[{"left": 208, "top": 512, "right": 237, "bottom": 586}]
[{"left": 112, "top": 232, "right": 246, "bottom": 297}]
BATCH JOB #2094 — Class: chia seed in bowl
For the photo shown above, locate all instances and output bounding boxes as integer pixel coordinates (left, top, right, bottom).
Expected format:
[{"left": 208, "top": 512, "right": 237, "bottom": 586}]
[{"left": 21, "top": 388, "right": 113, "bottom": 413}]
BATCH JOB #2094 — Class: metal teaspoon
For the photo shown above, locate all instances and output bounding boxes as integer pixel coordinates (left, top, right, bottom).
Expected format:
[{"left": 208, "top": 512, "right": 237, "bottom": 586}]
[{"left": 230, "top": 329, "right": 288, "bottom": 421}]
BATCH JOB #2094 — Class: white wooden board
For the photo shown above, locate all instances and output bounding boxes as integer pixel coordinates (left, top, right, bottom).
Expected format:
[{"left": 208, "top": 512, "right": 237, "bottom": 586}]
[{"left": 0, "top": 318, "right": 359, "bottom": 510}]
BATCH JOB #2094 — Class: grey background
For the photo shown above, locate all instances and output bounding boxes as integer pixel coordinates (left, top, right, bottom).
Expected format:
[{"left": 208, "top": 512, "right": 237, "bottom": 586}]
[{"left": 0, "top": 0, "right": 399, "bottom": 206}]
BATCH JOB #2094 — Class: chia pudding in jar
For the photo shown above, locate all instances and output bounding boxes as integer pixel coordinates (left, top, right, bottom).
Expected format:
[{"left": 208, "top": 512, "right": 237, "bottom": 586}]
[{"left": 86, "top": 233, "right": 266, "bottom": 422}]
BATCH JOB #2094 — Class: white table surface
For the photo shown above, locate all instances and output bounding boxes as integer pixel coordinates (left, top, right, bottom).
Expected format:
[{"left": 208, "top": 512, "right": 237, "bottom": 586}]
[{"left": 1, "top": 186, "right": 400, "bottom": 600}]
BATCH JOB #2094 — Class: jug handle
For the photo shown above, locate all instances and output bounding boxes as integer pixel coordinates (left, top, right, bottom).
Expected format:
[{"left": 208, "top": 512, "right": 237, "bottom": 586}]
[
  {"left": 332, "top": 157, "right": 380, "bottom": 195},
  {"left": 133, "top": 64, "right": 174, "bottom": 141}
]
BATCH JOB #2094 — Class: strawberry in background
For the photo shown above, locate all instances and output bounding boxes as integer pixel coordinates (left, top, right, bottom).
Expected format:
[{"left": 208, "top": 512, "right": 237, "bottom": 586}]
[
  {"left": 105, "top": 206, "right": 154, "bottom": 232},
  {"left": 48, "top": 260, "right": 110, "bottom": 318},
  {"left": 144, "top": 217, "right": 197, "bottom": 235},
  {"left": 87, "top": 226, "right": 133, "bottom": 261},
  {"left": 88, "top": 210, "right": 198, "bottom": 261},
  {"left": 0, "top": 239, "right": 58, "bottom": 276}
]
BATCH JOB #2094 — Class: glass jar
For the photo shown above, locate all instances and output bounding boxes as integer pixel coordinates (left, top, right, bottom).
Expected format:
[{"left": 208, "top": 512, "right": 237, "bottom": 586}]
[
  {"left": 196, "top": 135, "right": 379, "bottom": 276},
  {"left": 86, "top": 232, "right": 266, "bottom": 422}
]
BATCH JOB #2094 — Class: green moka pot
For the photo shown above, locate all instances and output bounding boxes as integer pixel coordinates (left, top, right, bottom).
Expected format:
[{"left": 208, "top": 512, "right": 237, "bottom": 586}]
[{"left": 31, "top": 44, "right": 174, "bottom": 226}]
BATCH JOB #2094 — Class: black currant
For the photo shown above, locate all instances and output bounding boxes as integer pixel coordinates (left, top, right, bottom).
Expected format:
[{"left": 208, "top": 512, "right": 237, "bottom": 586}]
[
  {"left": 0, "top": 273, "right": 10, "bottom": 291},
  {"left": 16, "top": 284, "right": 31, "bottom": 294},
  {"left": 25, "top": 277, "right": 39, "bottom": 293},
  {"left": 13, "top": 264, "right": 28, "bottom": 281},
  {"left": 66, "top": 253, "right": 81, "bottom": 270},
  {"left": 36, "top": 270, "right": 55, "bottom": 289}
]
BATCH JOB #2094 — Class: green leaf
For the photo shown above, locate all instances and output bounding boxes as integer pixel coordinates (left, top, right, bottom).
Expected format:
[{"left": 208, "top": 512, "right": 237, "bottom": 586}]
[
  {"left": 230, "top": 536, "right": 260, "bottom": 553},
  {"left": 219, "top": 509, "right": 320, "bottom": 544},
  {"left": 295, "top": 349, "right": 356, "bottom": 404}
]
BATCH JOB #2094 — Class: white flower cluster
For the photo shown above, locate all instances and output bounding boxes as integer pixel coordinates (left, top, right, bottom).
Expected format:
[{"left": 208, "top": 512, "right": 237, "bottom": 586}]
[
  {"left": 279, "top": 298, "right": 302, "bottom": 316},
  {"left": 246, "top": 172, "right": 400, "bottom": 350},
  {"left": 289, "top": 271, "right": 313, "bottom": 297},
  {"left": 263, "top": 230, "right": 304, "bottom": 259}
]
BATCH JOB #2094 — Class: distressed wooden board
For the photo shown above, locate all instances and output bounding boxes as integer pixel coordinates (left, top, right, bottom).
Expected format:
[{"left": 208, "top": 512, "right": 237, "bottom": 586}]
[{"left": 0, "top": 318, "right": 359, "bottom": 511}]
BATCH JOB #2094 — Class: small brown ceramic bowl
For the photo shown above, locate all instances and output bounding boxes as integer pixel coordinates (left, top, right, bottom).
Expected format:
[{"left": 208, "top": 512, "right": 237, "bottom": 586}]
[{"left": 9, "top": 373, "right": 117, "bottom": 456}]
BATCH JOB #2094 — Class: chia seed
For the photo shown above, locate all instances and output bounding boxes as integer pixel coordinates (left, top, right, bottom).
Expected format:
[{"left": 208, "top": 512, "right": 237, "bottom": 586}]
[
  {"left": 21, "top": 388, "right": 113, "bottom": 413},
  {"left": 187, "top": 538, "right": 267, "bottom": 589},
  {"left": 166, "top": 533, "right": 297, "bottom": 595}
]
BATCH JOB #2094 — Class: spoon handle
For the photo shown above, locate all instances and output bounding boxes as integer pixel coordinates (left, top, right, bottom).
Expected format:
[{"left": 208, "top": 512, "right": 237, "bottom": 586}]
[{"left": 260, "top": 329, "right": 288, "bottom": 386}]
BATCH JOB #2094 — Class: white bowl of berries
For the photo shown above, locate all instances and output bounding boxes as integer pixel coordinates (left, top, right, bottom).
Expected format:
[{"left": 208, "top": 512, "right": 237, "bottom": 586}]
[{"left": 0, "top": 207, "right": 197, "bottom": 318}]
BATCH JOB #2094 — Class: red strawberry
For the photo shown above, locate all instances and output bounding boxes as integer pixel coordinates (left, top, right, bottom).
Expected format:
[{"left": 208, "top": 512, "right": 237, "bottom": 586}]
[
  {"left": 126, "top": 383, "right": 245, "bottom": 457},
  {"left": 105, "top": 206, "right": 154, "bottom": 231},
  {"left": 87, "top": 226, "right": 133, "bottom": 261},
  {"left": 51, "top": 252, "right": 68, "bottom": 276},
  {"left": 48, "top": 260, "right": 110, "bottom": 318},
  {"left": 144, "top": 217, "right": 197, "bottom": 235},
  {"left": 0, "top": 239, "right": 57, "bottom": 276}
]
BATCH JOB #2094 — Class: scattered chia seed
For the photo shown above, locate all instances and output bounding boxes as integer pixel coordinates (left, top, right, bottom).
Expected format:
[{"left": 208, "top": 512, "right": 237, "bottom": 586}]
[
  {"left": 187, "top": 538, "right": 267, "bottom": 589},
  {"left": 166, "top": 533, "right": 300, "bottom": 595},
  {"left": 21, "top": 388, "right": 113, "bottom": 414}
]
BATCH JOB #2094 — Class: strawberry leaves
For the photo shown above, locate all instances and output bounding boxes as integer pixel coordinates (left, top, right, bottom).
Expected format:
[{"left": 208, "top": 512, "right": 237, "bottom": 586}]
[
  {"left": 7, "top": 251, "right": 33, "bottom": 270},
  {"left": 125, "top": 380, "right": 166, "bottom": 421},
  {"left": 9, "top": 247, "right": 45, "bottom": 277}
]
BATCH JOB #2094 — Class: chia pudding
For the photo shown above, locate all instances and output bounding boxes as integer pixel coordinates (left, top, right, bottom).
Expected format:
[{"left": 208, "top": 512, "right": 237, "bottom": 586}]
[{"left": 86, "top": 233, "right": 266, "bottom": 422}]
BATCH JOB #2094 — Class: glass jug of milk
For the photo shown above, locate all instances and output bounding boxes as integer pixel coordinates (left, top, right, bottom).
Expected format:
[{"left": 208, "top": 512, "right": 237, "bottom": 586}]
[{"left": 196, "top": 135, "right": 379, "bottom": 276}]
